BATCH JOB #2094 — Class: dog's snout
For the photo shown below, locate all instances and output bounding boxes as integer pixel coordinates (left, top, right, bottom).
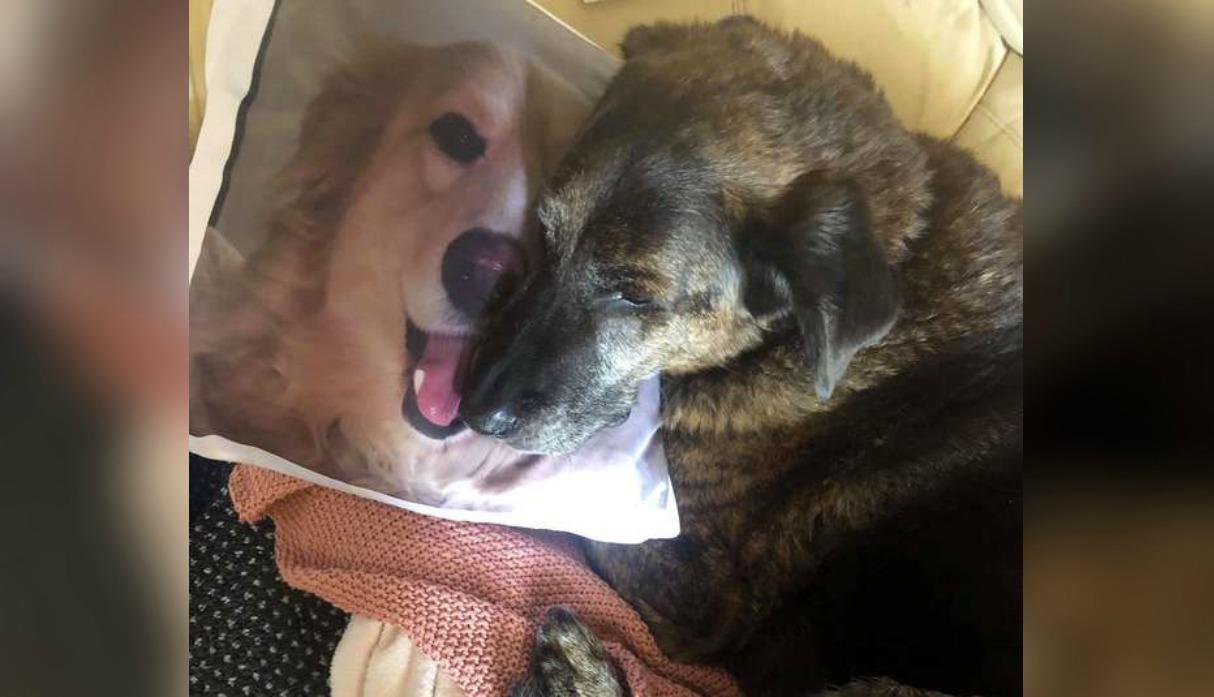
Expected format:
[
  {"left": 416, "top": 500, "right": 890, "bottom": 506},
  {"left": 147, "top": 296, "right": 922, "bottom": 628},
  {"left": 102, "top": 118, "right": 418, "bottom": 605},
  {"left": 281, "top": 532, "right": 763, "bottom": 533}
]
[
  {"left": 441, "top": 229, "right": 524, "bottom": 319},
  {"left": 462, "top": 382, "right": 545, "bottom": 440},
  {"left": 459, "top": 272, "right": 590, "bottom": 449}
]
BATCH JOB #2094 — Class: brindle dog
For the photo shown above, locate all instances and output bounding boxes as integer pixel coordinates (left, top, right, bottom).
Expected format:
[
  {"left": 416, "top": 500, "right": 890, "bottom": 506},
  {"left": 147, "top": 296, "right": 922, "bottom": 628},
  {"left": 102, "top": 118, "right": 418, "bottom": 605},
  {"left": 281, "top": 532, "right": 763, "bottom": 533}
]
[{"left": 462, "top": 17, "right": 1022, "bottom": 697}]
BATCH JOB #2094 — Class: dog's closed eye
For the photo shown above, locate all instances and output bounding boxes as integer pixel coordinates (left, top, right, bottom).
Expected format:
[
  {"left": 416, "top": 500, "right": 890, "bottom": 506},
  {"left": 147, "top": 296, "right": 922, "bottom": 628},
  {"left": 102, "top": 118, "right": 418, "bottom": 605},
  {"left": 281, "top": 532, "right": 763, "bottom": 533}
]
[
  {"left": 598, "top": 290, "right": 658, "bottom": 312},
  {"left": 610, "top": 291, "right": 653, "bottom": 308},
  {"left": 429, "top": 112, "right": 486, "bottom": 164}
]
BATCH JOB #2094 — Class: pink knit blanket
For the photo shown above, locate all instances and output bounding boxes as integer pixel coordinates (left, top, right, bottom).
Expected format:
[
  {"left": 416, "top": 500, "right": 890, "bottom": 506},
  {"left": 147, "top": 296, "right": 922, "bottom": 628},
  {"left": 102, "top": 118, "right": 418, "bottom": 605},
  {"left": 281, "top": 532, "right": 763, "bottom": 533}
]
[{"left": 229, "top": 465, "right": 742, "bottom": 697}]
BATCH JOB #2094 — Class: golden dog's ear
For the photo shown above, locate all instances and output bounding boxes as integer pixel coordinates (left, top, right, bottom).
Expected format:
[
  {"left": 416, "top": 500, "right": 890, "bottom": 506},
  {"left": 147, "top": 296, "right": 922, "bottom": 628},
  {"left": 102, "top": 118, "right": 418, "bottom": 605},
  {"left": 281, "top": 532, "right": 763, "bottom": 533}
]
[
  {"left": 742, "top": 173, "right": 898, "bottom": 400},
  {"left": 282, "top": 49, "right": 406, "bottom": 227}
]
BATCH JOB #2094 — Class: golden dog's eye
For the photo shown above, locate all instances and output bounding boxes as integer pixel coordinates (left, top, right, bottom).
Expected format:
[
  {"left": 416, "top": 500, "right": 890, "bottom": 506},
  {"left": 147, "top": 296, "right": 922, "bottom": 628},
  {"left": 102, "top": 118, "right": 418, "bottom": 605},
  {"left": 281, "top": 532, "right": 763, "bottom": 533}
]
[{"left": 429, "top": 112, "right": 486, "bottom": 164}]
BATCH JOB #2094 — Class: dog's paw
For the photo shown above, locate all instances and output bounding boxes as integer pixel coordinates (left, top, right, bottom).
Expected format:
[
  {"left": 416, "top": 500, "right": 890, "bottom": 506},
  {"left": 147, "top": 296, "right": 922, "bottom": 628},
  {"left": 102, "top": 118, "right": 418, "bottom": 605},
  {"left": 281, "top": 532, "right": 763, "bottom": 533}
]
[{"left": 511, "top": 607, "right": 627, "bottom": 697}]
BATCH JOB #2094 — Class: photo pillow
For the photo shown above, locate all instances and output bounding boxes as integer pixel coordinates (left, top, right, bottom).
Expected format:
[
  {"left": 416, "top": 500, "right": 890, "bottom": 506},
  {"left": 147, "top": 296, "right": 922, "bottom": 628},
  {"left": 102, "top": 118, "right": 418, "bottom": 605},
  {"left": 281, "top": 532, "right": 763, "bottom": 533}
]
[{"left": 189, "top": 0, "right": 677, "bottom": 543}]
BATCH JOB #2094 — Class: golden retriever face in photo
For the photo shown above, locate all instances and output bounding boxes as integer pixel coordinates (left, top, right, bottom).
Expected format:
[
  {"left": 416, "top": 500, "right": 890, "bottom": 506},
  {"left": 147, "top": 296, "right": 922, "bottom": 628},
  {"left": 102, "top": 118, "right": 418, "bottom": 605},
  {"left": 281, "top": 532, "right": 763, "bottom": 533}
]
[{"left": 190, "top": 42, "right": 587, "bottom": 493}]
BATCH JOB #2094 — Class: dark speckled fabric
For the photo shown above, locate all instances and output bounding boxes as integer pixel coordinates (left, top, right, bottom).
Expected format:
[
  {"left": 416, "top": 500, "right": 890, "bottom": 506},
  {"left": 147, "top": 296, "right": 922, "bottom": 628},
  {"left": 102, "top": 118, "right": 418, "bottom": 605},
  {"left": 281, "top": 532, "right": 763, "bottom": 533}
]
[{"left": 189, "top": 464, "right": 347, "bottom": 696}]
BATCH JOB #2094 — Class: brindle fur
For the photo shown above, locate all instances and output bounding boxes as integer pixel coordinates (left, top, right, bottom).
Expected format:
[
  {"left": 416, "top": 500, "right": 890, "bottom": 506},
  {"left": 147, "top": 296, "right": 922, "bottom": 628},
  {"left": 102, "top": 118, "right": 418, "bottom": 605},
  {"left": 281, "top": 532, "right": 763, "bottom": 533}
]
[
  {"left": 512, "top": 608, "right": 629, "bottom": 697},
  {"left": 463, "top": 17, "right": 1021, "bottom": 697}
]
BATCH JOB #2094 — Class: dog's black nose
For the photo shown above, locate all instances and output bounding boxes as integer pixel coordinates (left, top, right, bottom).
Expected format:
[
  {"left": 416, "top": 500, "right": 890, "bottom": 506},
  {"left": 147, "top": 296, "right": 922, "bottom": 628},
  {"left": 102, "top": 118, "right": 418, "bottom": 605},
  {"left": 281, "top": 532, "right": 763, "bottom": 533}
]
[
  {"left": 442, "top": 229, "right": 524, "bottom": 319},
  {"left": 462, "top": 375, "right": 546, "bottom": 440},
  {"left": 469, "top": 406, "right": 520, "bottom": 439}
]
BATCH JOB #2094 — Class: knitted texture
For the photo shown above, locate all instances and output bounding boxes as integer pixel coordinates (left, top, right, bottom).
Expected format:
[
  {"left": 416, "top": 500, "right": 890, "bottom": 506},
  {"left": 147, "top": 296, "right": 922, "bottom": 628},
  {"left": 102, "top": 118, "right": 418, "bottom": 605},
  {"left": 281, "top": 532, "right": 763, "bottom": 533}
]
[{"left": 229, "top": 465, "right": 742, "bottom": 697}]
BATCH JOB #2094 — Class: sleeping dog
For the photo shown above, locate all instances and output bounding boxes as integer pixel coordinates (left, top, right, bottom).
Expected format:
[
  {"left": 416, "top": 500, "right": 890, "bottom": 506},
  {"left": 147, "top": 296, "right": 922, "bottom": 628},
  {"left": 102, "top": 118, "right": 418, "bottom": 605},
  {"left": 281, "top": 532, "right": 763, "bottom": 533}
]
[
  {"left": 190, "top": 42, "right": 585, "bottom": 499},
  {"left": 462, "top": 18, "right": 1022, "bottom": 697}
]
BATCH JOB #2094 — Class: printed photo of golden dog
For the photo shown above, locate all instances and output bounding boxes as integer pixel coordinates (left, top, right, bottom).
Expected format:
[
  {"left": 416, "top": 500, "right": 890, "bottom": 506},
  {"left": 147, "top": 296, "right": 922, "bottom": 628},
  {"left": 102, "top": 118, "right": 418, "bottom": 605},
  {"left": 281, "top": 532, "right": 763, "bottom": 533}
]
[{"left": 190, "top": 42, "right": 587, "bottom": 499}]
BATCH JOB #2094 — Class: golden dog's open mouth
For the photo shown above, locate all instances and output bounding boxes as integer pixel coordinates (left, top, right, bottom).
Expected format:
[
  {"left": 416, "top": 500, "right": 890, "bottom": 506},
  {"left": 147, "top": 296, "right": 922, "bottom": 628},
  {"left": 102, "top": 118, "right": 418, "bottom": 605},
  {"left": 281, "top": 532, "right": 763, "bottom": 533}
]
[
  {"left": 403, "top": 230, "right": 525, "bottom": 440},
  {"left": 403, "top": 320, "right": 473, "bottom": 440}
]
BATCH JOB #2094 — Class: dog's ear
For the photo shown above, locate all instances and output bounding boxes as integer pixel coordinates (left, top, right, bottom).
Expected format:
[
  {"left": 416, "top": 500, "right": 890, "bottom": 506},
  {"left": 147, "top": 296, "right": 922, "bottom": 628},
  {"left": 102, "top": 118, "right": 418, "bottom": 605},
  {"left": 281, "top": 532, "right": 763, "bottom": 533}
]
[
  {"left": 281, "top": 47, "right": 410, "bottom": 225},
  {"left": 620, "top": 22, "right": 690, "bottom": 59},
  {"left": 742, "top": 173, "right": 898, "bottom": 400}
]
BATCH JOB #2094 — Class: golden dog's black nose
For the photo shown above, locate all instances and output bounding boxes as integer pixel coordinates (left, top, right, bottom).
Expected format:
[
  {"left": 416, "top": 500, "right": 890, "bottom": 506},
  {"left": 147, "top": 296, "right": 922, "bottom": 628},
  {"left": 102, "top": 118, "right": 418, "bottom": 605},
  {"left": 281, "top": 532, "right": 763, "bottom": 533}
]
[{"left": 441, "top": 229, "right": 524, "bottom": 319}]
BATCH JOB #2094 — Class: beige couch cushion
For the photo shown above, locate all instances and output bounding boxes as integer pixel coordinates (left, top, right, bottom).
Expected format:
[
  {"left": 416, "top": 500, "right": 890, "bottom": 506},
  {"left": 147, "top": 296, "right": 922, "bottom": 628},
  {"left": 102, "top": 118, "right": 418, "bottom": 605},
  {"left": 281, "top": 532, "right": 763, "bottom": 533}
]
[
  {"left": 189, "top": 0, "right": 213, "bottom": 152},
  {"left": 536, "top": 0, "right": 1005, "bottom": 137},
  {"left": 981, "top": 0, "right": 1023, "bottom": 55},
  {"left": 534, "top": 0, "right": 1021, "bottom": 193},
  {"left": 753, "top": 0, "right": 1007, "bottom": 139},
  {"left": 955, "top": 52, "right": 1023, "bottom": 196}
]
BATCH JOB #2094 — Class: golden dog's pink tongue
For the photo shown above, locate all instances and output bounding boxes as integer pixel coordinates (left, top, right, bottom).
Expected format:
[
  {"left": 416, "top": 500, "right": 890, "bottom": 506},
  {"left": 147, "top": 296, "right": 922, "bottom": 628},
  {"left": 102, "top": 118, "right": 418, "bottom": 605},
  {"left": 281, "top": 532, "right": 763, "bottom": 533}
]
[{"left": 413, "top": 335, "right": 472, "bottom": 427}]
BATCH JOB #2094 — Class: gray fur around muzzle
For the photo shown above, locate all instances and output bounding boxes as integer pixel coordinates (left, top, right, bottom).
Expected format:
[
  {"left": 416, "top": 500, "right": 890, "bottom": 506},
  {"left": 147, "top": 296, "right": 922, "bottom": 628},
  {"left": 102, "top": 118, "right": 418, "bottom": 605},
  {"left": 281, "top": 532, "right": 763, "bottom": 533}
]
[{"left": 459, "top": 280, "right": 636, "bottom": 454}]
